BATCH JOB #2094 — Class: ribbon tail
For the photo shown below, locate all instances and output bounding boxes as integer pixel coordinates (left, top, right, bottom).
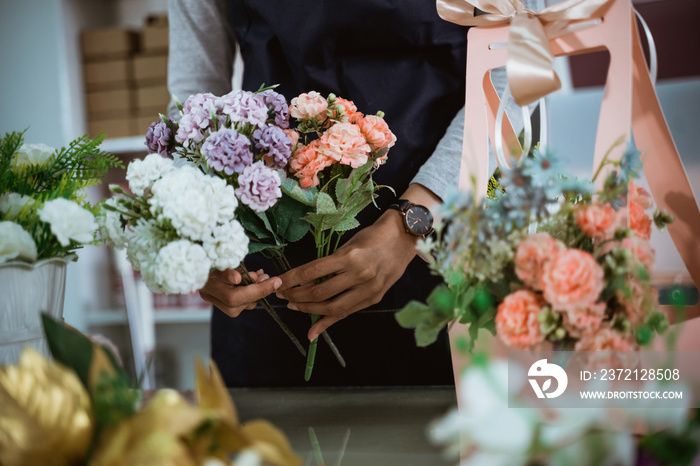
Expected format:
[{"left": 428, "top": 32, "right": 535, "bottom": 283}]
[{"left": 507, "top": 13, "right": 561, "bottom": 106}]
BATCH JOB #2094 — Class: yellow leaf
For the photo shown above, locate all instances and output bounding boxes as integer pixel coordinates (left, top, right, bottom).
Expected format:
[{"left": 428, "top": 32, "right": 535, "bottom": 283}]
[
  {"left": 0, "top": 348, "right": 94, "bottom": 466},
  {"left": 241, "top": 420, "right": 303, "bottom": 466},
  {"left": 195, "top": 358, "right": 238, "bottom": 424}
]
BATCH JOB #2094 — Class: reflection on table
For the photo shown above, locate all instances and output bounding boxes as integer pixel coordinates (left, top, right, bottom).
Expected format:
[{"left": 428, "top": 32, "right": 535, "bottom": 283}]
[{"left": 230, "top": 386, "right": 457, "bottom": 466}]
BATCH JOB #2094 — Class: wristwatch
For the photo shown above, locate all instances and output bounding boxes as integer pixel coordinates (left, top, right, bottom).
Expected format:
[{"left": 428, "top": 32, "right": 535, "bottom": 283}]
[{"left": 388, "top": 199, "right": 434, "bottom": 238}]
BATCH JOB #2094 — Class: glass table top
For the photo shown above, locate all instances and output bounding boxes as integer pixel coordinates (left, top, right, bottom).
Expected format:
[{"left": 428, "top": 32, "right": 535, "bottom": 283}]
[{"left": 229, "top": 386, "right": 457, "bottom": 466}]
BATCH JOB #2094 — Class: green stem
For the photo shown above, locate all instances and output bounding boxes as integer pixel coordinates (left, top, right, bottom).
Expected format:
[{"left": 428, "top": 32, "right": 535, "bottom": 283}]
[
  {"left": 239, "top": 264, "right": 307, "bottom": 358},
  {"left": 305, "top": 316, "right": 320, "bottom": 382},
  {"left": 308, "top": 426, "right": 325, "bottom": 466}
]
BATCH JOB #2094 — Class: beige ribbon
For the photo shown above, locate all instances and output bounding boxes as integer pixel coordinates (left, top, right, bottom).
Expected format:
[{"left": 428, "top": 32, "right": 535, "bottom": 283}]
[{"left": 438, "top": 0, "right": 612, "bottom": 106}]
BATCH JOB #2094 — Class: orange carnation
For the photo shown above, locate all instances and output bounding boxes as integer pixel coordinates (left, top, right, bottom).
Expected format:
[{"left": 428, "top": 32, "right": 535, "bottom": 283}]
[
  {"left": 318, "top": 122, "right": 370, "bottom": 168},
  {"left": 356, "top": 115, "right": 397, "bottom": 153},
  {"left": 541, "top": 249, "right": 604, "bottom": 314},
  {"left": 575, "top": 204, "right": 617, "bottom": 239},
  {"left": 289, "top": 140, "right": 333, "bottom": 188},
  {"left": 514, "top": 232, "right": 566, "bottom": 290},
  {"left": 495, "top": 290, "right": 545, "bottom": 349}
]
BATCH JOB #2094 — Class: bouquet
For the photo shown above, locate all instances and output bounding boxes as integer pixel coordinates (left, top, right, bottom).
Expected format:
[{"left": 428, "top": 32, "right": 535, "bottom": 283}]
[
  {"left": 0, "top": 314, "right": 301, "bottom": 466},
  {"left": 429, "top": 356, "right": 695, "bottom": 466},
  {"left": 99, "top": 154, "right": 307, "bottom": 356},
  {"left": 141, "top": 86, "right": 396, "bottom": 380},
  {"left": 396, "top": 139, "right": 672, "bottom": 357},
  {"left": 0, "top": 130, "right": 122, "bottom": 264}
]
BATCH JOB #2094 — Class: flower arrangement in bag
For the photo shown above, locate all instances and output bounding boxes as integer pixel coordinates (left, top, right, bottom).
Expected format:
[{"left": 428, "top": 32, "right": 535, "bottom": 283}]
[
  {"left": 396, "top": 139, "right": 672, "bottom": 357},
  {"left": 0, "top": 314, "right": 301, "bottom": 466},
  {"left": 142, "top": 86, "right": 396, "bottom": 380},
  {"left": 0, "top": 131, "right": 122, "bottom": 264}
]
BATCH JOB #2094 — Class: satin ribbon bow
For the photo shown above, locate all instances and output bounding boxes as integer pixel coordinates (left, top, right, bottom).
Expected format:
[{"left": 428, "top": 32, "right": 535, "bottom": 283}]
[{"left": 437, "top": 0, "right": 612, "bottom": 106}]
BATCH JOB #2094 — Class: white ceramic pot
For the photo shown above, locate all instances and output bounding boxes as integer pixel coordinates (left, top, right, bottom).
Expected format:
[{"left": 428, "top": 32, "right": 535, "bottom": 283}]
[{"left": 0, "top": 257, "right": 71, "bottom": 365}]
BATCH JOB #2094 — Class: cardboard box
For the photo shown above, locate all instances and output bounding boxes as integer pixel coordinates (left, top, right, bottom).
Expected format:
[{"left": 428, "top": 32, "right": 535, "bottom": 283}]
[
  {"left": 135, "top": 115, "right": 159, "bottom": 135},
  {"left": 135, "top": 85, "right": 170, "bottom": 110},
  {"left": 141, "top": 25, "right": 168, "bottom": 53},
  {"left": 83, "top": 59, "right": 132, "bottom": 92},
  {"left": 133, "top": 54, "right": 168, "bottom": 86},
  {"left": 88, "top": 118, "right": 136, "bottom": 139},
  {"left": 86, "top": 89, "right": 134, "bottom": 116},
  {"left": 81, "top": 28, "right": 138, "bottom": 60}
]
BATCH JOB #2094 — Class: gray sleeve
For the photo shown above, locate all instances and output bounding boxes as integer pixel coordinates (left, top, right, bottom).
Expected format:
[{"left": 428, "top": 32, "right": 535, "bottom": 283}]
[
  {"left": 167, "top": 0, "right": 236, "bottom": 119},
  {"left": 410, "top": 0, "right": 545, "bottom": 201}
]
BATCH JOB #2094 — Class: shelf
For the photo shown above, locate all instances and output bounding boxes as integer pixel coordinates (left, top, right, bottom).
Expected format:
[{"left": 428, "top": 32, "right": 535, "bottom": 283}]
[
  {"left": 86, "top": 308, "right": 212, "bottom": 326},
  {"left": 100, "top": 136, "right": 148, "bottom": 155}
]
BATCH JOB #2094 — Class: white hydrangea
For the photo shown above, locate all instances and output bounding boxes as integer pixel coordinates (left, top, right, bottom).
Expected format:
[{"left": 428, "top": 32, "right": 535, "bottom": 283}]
[
  {"left": 0, "top": 221, "right": 38, "bottom": 263},
  {"left": 153, "top": 240, "right": 211, "bottom": 294},
  {"left": 13, "top": 143, "right": 55, "bottom": 170},
  {"left": 38, "top": 198, "right": 97, "bottom": 246},
  {"left": 149, "top": 166, "right": 220, "bottom": 241},
  {"left": 126, "top": 219, "right": 166, "bottom": 272},
  {"left": 202, "top": 174, "right": 238, "bottom": 224},
  {"left": 203, "top": 220, "right": 249, "bottom": 270},
  {"left": 126, "top": 153, "right": 174, "bottom": 196},
  {"left": 0, "top": 192, "right": 35, "bottom": 219},
  {"left": 96, "top": 198, "right": 128, "bottom": 249}
]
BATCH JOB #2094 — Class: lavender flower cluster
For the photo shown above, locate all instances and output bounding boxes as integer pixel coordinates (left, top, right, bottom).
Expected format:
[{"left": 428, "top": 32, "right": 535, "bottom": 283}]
[{"left": 144, "top": 88, "right": 294, "bottom": 213}]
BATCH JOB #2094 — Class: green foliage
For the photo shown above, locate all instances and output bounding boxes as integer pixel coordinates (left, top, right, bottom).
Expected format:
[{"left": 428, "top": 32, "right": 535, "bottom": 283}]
[
  {"left": 42, "top": 314, "right": 138, "bottom": 430},
  {"left": 0, "top": 130, "right": 123, "bottom": 260},
  {"left": 639, "top": 409, "right": 700, "bottom": 466}
]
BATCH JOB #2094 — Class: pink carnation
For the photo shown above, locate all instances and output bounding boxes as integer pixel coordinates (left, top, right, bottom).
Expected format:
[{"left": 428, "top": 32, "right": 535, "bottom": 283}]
[
  {"left": 356, "top": 115, "right": 397, "bottom": 153},
  {"left": 629, "top": 182, "right": 653, "bottom": 210},
  {"left": 334, "top": 97, "right": 362, "bottom": 123},
  {"left": 514, "top": 233, "right": 566, "bottom": 290},
  {"left": 622, "top": 236, "right": 655, "bottom": 273},
  {"left": 563, "top": 302, "right": 605, "bottom": 338},
  {"left": 285, "top": 129, "right": 300, "bottom": 150},
  {"left": 289, "top": 140, "right": 334, "bottom": 188},
  {"left": 290, "top": 91, "right": 328, "bottom": 122},
  {"left": 575, "top": 326, "right": 639, "bottom": 370},
  {"left": 318, "top": 122, "right": 371, "bottom": 168},
  {"left": 495, "top": 290, "right": 545, "bottom": 349},
  {"left": 575, "top": 204, "right": 617, "bottom": 239},
  {"left": 541, "top": 249, "right": 604, "bottom": 313},
  {"left": 629, "top": 201, "right": 652, "bottom": 240}
]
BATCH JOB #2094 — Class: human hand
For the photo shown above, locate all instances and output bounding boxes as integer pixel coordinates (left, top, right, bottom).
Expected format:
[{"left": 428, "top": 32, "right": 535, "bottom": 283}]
[
  {"left": 276, "top": 210, "right": 420, "bottom": 340},
  {"left": 199, "top": 267, "right": 282, "bottom": 318}
]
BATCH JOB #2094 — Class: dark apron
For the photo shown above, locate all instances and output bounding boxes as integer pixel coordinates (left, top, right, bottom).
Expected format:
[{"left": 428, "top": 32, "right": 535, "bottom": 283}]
[{"left": 212, "top": 0, "right": 467, "bottom": 387}]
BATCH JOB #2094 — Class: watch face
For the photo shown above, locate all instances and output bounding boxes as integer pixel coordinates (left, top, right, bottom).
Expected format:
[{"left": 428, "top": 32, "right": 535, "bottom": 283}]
[{"left": 404, "top": 205, "right": 433, "bottom": 236}]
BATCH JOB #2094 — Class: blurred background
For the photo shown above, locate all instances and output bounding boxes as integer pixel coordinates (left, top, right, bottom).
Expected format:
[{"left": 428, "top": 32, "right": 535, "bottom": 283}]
[{"left": 0, "top": 0, "right": 698, "bottom": 389}]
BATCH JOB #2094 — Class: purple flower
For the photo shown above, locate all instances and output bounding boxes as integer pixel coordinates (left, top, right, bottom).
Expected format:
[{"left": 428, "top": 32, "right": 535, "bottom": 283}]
[
  {"left": 183, "top": 92, "right": 218, "bottom": 114},
  {"left": 202, "top": 128, "right": 253, "bottom": 175},
  {"left": 217, "top": 90, "right": 268, "bottom": 128},
  {"left": 145, "top": 119, "right": 175, "bottom": 157},
  {"left": 253, "top": 125, "right": 293, "bottom": 168},
  {"left": 175, "top": 93, "right": 219, "bottom": 145},
  {"left": 235, "top": 161, "right": 281, "bottom": 212},
  {"left": 259, "top": 89, "right": 290, "bottom": 128}
]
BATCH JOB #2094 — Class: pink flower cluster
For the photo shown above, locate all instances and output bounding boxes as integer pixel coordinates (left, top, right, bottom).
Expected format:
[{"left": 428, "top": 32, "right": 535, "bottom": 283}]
[
  {"left": 496, "top": 181, "right": 661, "bottom": 352},
  {"left": 286, "top": 92, "right": 396, "bottom": 188}
]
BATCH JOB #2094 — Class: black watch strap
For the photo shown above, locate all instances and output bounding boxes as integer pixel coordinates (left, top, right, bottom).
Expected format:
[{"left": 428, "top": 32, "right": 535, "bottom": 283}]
[{"left": 388, "top": 199, "right": 411, "bottom": 212}]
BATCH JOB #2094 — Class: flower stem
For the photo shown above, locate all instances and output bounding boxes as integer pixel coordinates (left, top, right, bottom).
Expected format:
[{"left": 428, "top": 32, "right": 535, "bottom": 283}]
[{"left": 240, "top": 264, "right": 307, "bottom": 358}]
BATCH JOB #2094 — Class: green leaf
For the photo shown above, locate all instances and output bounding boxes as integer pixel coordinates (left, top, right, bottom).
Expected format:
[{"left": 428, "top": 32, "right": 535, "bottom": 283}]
[
  {"left": 237, "top": 206, "right": 273, "bottom": 241},
  {"left": 315, "top": 192, "right": 337, "bottom": 215},
  {"left": 42, "top": 313, "right": 95, "bottom": 389},
  {"left": 395, "top": 299, "right": 452, "bottom": 347},
  {"left": 248, "top": 241, "right": 284, "bottom": 254},
  {"left": 334, "top": 217, "right": 360, "bottom": 232},
  {"left": 269, "top": 195, "right": 311, "bottom": 243},
  {"left": 41, "top": 313, "right": 127, "bottom": 389},
  {"left": 395, "top": 300, "right": 431, "bottom": 327},
  {"left": 281, "top": 176, "right": 317, "bottom": 207}
]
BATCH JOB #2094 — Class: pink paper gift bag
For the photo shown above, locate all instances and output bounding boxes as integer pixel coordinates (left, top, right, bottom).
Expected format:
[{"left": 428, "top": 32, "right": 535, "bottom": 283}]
[{"left": 446, "top": 0, "right": 700, "bottom": 376}]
